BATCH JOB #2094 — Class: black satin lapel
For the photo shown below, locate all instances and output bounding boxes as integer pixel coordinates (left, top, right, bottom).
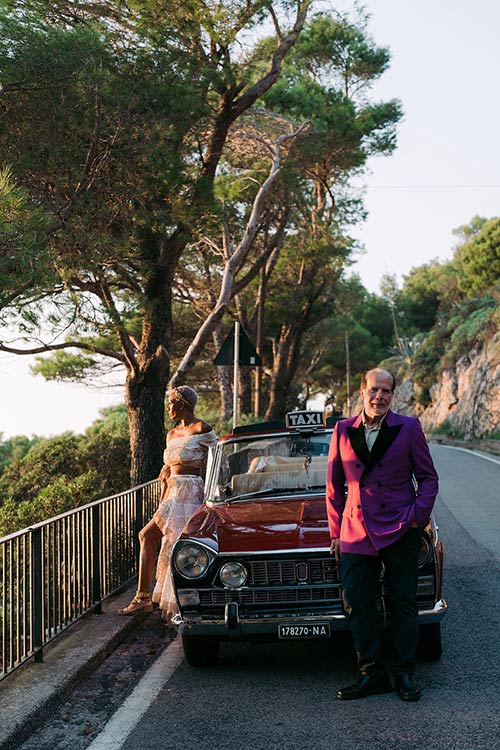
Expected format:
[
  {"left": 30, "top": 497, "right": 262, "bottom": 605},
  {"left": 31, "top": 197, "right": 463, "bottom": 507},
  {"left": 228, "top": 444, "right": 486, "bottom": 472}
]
[
  {"left": 366, "top": 423, "right": 403, "bottom": 470},
  {"left": 347, "top": 426, "right": 370, "bottom": 465}
]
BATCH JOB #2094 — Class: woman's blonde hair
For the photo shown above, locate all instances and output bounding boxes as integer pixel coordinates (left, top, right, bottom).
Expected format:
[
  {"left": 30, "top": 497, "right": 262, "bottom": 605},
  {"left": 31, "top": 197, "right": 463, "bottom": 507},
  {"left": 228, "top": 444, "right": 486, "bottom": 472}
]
[{"left": 169, "top": 385, "right": 198, "bottom": 410}]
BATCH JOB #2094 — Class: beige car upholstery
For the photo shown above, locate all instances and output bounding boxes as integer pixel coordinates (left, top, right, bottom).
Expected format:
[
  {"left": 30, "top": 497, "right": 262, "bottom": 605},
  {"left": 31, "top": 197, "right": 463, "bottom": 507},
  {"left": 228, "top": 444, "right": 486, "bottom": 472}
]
[
  {"left": 248, "top": 455, "right": 328, "bottom": 473},
  {"left": 231, "top": 455, "right": 328, "bottom": 496}
]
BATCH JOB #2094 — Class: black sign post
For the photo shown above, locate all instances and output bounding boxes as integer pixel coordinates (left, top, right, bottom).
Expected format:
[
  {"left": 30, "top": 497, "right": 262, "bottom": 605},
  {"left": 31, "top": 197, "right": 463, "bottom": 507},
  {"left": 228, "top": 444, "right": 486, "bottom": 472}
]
[{"left": 214, "top": 323, "right": 262, "bottom": 429}]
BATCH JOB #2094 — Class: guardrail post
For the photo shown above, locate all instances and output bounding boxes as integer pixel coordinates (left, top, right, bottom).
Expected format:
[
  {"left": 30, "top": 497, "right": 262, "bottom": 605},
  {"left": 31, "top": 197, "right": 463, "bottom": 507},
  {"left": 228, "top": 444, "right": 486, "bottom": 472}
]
[
  {"left": 32, "top": 527, "right": 43, "bottom": 663},
  {"left": 134, "top": 486, "right": 143, "bottom": 574},
  {"left": 92, "top": 505, "right": 102, "bottom": 614}
]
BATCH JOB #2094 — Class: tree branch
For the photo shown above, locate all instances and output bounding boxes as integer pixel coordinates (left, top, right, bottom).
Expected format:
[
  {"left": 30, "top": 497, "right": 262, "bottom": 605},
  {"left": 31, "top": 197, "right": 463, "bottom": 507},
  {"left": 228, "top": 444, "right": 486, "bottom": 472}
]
[
  {"left": 201, "top": 0, "right": 311, "bottom": 181},
  {"left": 169, "top": 122, "right": 308, "bottom": 387},
  {"left": 97, "top": 276, "right": 139, "bottom": 373},
  {"left": 0, "top": 339, "right": 124, "bottom": 361}
]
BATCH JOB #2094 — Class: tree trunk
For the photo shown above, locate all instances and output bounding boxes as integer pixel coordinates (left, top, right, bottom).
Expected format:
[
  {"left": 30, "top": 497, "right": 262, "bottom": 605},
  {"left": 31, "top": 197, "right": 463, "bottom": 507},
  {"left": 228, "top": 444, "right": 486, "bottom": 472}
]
[
  {"left": 239, "top": 367, "right": 253, "bottom": 416},
  {"left": 123, "top": 228, "right": 178, "bottom": 486},
  {"left": 125, "top": 352, "right": 169, "bottom": 486},
  {"left": 213, "top": 324, "right": 233, "bottom": 421},
  {"left": 265, "top": 325, "right": 303, "bottom": 420},
  {"left": 254, "top": 265, "right": 266, "bottom": 417}
]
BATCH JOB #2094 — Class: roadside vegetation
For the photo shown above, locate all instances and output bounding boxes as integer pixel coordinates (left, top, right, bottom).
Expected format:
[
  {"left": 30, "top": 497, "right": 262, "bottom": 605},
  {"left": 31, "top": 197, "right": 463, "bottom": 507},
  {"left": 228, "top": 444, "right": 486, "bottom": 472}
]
[{"left": 0, "top": 407, "right": 129, "bottom": 536}]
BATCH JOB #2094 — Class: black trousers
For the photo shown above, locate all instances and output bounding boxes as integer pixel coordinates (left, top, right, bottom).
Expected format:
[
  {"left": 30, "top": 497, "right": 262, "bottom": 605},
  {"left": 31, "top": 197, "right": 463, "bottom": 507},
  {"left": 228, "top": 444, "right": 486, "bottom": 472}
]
[{"left": 341, "top": 527, "right": 422, "bottom": 676}]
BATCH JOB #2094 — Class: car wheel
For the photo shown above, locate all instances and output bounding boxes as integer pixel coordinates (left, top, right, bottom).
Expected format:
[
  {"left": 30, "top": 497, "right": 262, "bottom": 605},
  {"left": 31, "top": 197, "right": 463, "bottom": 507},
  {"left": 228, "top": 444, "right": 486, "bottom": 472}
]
[
  {"left": 181, "top": 635, "right": 220, "bottom": 667},
  {"left": 417, "top": 623, "right": 442, "bottom": 661}
]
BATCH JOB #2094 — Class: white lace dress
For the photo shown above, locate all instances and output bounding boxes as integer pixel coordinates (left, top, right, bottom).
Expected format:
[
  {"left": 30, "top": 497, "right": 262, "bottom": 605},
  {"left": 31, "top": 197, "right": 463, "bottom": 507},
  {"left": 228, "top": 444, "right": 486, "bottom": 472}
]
[{"left": 152, "top": 430, "right": 217, "bottom": 616}]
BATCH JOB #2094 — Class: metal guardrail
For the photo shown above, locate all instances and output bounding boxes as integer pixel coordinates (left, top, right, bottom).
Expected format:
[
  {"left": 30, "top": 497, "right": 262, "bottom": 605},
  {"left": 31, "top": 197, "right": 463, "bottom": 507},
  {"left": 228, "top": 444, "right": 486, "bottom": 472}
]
[{"left": 0, "top": 479, "right": 161, "bottom": 680}]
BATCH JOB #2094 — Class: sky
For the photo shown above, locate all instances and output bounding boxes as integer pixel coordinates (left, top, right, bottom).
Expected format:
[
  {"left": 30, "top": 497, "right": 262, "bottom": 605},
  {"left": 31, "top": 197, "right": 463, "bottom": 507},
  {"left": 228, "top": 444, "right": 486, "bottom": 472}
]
[{"left": 1, "top": 0, "right": 500, "bottom": 439}]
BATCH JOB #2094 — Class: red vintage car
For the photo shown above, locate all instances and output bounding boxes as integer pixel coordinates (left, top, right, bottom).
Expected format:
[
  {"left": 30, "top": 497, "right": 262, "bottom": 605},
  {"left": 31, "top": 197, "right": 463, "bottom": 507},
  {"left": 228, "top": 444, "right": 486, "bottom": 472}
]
[{"left": 170, "top": 412, "right": 447, "bottom": 666}]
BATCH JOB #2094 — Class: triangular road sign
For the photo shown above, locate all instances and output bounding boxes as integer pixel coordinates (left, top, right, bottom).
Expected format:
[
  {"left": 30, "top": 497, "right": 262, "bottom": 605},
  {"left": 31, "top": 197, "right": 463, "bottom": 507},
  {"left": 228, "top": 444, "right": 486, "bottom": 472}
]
[{"left": 214, "top": 325, "right": 262, "bottom": 366}]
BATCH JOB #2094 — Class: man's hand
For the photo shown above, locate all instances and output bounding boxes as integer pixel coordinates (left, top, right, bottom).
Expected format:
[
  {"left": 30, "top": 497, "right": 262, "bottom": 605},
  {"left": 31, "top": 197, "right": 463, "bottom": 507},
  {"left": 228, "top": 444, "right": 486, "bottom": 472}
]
[{"left": 330, "top": 537, "right": 340, "bottom": 561}]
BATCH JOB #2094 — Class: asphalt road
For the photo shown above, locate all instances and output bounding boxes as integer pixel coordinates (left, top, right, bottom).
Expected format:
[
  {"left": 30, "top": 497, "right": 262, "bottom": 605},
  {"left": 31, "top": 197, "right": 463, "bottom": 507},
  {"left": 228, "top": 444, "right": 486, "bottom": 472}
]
[{"left": 23, "top": 446, "right": 500, "bottom": 750}]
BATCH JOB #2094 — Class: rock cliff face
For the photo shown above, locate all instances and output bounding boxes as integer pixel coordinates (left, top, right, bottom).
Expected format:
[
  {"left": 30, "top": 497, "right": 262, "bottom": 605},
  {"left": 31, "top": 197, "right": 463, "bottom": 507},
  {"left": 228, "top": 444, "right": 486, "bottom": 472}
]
[{"left": 395, "top": 332, "right": 500, "bottom": 439}]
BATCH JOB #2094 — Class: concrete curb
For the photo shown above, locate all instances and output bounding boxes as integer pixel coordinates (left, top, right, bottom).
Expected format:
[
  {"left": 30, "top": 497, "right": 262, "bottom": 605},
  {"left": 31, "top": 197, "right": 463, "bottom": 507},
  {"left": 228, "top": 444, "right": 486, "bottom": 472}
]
[
  {"left": 429, "top": 436, "right": 500, "bottom": 457},
  {"left": 0, "top": 585, "right": 150, "bottom": 750}
]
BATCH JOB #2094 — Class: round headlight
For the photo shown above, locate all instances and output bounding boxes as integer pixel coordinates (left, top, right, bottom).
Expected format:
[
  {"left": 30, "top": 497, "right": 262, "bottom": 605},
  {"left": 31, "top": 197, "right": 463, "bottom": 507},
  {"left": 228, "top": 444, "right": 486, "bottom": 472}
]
[
  {"left": 418, "top": 536, "right": 432, "bottom": 567},
  {"left": 175, "top": 544, "right": 210, "bottom": 579},
  {"left": 220, "top": 562, "right": 248, "bottom": 589}
]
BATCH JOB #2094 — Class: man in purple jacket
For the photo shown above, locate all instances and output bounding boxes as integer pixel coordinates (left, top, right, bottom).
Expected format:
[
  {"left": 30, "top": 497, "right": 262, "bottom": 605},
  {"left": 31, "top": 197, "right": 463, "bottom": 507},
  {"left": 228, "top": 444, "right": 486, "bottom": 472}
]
[{"left": 326, "top": 368, "right": 438, "bottom": 701}]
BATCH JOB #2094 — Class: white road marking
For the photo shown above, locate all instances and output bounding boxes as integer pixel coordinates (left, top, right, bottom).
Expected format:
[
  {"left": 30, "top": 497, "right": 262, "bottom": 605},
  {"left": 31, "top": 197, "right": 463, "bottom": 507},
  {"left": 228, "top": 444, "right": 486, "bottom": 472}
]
[
  {"left": 435, "top": 445, "right": 500, "bottom": 466},
  {"left": 86, "top": 638, "right": 183, "bottom": 750}
]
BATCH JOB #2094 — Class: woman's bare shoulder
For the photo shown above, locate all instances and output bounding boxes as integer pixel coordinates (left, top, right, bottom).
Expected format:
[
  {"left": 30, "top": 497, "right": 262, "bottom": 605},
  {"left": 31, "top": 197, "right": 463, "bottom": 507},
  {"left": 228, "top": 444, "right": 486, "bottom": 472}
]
[
  {"left": 166, "top": 426, "right": 177, "bottom": 441},
  {"left": 193, "top": 419, "right": 213, "bottom": 434},
  {"left": 167, "top": 420, "right": 213, "bottom": 438}
]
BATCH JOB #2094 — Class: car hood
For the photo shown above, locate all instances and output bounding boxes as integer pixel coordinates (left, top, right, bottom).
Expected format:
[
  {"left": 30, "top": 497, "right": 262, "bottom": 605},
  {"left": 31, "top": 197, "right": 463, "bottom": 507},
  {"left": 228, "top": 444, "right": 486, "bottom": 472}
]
[{"left": 182, "top": 496, "right": 330, "bottom": 553}]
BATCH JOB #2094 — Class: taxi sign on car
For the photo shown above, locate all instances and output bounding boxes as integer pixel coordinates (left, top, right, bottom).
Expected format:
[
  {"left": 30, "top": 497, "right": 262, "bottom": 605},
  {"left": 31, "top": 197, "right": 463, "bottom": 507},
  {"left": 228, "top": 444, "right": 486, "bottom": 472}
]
[{"left": 285, "top": 410, "right": 324, "bottom": 429}]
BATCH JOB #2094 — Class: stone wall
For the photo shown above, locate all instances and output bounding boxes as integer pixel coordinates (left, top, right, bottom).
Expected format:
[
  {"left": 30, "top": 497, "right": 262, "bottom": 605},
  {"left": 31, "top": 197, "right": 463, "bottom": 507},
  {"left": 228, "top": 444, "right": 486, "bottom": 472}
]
[{"left": 394, "top": 332, "right": 500, "bottom": 440}]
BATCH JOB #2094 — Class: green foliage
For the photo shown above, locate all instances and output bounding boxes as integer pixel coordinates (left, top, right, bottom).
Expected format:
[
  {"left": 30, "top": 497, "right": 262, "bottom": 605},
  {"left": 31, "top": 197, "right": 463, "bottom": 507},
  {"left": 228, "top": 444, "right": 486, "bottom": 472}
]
[
  {"left": 202, "top": 410, "right": 263, "bottom": 440},
  {"left": 297, "top": 9, "right": 390, "bottom": 79},
  {"left": 0, "top": 433, "right": 84, "bottom": 505},
  {"left": 353, "top": 291, "right": 394, "bottom": 350},
  {"left": 12, "top": 5, "right": 495, "bottom": 452},
  {"left": 0, "top": 0, "right": 317, "bottom": 486},
  {"left": 35, "top": 470, "right": 103, "bottom": 516},
  {"left": 455, "top": 217, "right": 500, "bottom": 297},
  {"left": 80, "top": 405, "right": 130, "bottom": 496},
  {"left": 406, "top": 327, "right": 447, "bottom": 406},
  {"left": 365, "top": 214, "right": 500, "bottom": 410},
  {"left": 259, "top": 11, "right": 402, "bottom": 163},
  {"left": 0, "top": 166, "right": 54, "bottom": 304},
  {"left": 0, "top": 471, "right": 101, "bottom": 537},
  {"left": 410, "top": 307, "right": 495, "bottom": 407},
  {"left": 399, "top": 261, "right": 445, "bottom": 333},
  {"left": 0, "top": 433, "right": 41, "bottom": 474},
  {"left": 442, "top": 302, "right": 496, "bottom": 366},
  {"left": 0, "top": 405, "right": 130, "bottom": 536},
  {"left": 32, "top": 351, "right": 98, "bottom": 381},
  {"left": 1, "top": 11, "right": 202, "bottom": 247},
  {"left": 452, "top": 215, "right": 489, "bottom": 244},
  {"left": 431, "top": 420, "right": 464, "bottom": 439}
]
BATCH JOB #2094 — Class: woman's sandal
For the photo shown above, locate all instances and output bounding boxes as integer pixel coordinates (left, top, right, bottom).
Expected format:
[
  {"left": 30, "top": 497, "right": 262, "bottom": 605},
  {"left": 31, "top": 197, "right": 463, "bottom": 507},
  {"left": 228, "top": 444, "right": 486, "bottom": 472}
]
[{"left": 118, "top": 592, "right": 154, "bottom": 615}]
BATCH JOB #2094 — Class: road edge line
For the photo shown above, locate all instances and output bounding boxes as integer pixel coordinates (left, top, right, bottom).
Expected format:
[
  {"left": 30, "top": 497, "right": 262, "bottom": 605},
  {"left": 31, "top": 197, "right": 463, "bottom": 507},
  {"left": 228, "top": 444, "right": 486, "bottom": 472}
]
[{"left": 86, "top": 638, "right": 183, "bottom": 750}]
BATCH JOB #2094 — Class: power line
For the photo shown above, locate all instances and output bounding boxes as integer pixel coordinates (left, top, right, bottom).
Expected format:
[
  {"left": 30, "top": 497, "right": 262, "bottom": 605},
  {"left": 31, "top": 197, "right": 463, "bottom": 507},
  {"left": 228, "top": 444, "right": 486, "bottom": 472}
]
[{"left": 369, "top": 184, "right": 500, "bottom": 189}]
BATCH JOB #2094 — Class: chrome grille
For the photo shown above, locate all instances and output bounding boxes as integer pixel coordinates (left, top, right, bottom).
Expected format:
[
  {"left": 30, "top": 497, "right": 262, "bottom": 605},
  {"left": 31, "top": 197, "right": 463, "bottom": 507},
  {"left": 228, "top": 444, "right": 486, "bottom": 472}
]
[
  {"left": 199, "top": 586, "right": 341, "bottom": 607},
  {"left": 248, "top": 558, "right": 338, "bottom": 586},
  {"left": 190, "top": 556, "right": 343, "bottom": 615}
]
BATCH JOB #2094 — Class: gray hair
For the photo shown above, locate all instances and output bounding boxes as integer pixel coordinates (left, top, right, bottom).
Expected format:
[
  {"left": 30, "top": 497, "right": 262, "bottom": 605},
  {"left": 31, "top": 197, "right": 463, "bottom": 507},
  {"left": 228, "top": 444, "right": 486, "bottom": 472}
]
[{"left": 361, "top": 368, "right": 396, "bottom": 392}]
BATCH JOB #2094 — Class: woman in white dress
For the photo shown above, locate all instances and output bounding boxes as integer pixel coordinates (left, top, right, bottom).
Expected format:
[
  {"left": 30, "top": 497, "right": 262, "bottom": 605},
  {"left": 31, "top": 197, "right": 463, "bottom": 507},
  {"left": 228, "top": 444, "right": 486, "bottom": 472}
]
[{"left": 119, "top": 385, "right": 216, "bottom": 618}]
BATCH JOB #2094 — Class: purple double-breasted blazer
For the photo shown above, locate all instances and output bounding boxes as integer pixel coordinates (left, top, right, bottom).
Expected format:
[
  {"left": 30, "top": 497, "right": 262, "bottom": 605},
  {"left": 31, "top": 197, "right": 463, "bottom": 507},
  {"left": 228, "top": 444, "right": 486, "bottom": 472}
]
[{"left": 326, "top": 410, "right": 439, "bottom": 555}]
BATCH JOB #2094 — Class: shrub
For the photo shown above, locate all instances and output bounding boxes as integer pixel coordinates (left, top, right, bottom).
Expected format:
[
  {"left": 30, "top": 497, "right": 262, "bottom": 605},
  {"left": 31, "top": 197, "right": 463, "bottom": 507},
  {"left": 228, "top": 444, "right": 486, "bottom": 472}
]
[
  {"left": 432, "top": 420, "right": 464, "bottom": 439},
  {"left": 442, "top": 305, "right": 496, "bottom": 366},
  {"left": 0, "top": 406, "right": 130, "bottom": 536}
]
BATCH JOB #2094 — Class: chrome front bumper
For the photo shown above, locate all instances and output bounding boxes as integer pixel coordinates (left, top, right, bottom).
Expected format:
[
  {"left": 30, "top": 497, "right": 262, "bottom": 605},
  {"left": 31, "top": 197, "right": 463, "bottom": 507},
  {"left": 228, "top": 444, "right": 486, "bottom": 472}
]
[{"left": 174, "top": 598, "right": 448, "bottom": 639}]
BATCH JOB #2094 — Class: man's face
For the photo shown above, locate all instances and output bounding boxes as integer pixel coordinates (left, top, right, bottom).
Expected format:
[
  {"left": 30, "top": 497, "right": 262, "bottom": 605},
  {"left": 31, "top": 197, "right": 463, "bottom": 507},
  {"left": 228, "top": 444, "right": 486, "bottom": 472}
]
[{"left": 360, "top": 371, "right": 394, "bottom": 421}]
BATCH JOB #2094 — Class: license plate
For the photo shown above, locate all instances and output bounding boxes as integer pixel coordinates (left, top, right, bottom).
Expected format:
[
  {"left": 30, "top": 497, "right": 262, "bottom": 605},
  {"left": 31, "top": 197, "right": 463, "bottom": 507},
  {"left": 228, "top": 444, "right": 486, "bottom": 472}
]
[{"left": 278, "top": 623, "right": 330, "bottom": 640}]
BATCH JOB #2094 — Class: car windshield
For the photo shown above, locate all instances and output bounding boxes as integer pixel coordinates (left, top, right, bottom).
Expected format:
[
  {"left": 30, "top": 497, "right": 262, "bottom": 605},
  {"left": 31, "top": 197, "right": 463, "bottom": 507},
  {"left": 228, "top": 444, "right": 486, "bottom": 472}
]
[{"left": 207, "top": 431, "right": 332, "bottom": 503}]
